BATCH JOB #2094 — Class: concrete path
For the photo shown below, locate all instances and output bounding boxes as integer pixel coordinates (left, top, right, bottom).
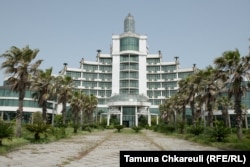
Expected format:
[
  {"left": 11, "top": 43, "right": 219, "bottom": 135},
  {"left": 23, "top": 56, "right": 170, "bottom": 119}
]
[{"left": 0, "top": 129, "right": 220, "bottom": 167}]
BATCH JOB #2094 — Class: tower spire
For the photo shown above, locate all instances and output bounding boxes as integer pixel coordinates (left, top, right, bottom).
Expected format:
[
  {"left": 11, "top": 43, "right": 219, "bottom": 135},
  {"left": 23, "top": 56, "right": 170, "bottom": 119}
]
[{"left": 124, "top": 13, "right": 135, "bottom": 33}]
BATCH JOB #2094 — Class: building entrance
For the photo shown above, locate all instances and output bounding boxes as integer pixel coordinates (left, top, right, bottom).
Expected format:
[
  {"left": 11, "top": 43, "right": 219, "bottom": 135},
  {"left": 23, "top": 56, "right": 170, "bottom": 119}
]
[{"left": 123, "top": 107, "right": 135, "bottom": 127}]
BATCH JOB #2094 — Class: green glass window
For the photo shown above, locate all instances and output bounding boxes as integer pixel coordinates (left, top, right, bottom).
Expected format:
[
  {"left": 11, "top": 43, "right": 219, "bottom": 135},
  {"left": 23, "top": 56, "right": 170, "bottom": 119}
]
[
  {"left": 147, "top": 82, "right": 161, "bottom": 89},
  {"left": 99, "top": 58, "right": 112, "bottom": 64},
  {"left": 99, "top": 66, "right": 112, "bottom": 72},
  {"left": 99, "top": 82, "right": 112, "bottom": 89},
  {"left": 162, "top": 73, "right": 177, "bottom": 80},
  {"left": 179, "top": 72, "right": 193, "bottom": 79},
  {"left": 66, "top": 71, "right": 81, "bottom": 78},
  {"left": 147, "top": 66, "right": 160, "bottom": 72},
  {"left": 162, "top": 82, "right": 177, "bottom": 89},
  {"left": 147, "top": 74, "right": 160, "bottom": 81},
  {"left": 162, "top": 65, "right": 176, "bottom": 72},
  {"left": 147, "top": 58, "right": 160, "bottom": 64},
  {"left": 120, "top": 37, "right": 139, "bottom": 51},
  {"left": 83, "top": 73, "right": 97, "bottom": 80}
]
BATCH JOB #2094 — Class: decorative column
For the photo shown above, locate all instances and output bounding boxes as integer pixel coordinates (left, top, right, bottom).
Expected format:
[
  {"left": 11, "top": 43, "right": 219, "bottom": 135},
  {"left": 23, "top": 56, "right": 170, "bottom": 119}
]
[
  {"left": 120, "top": 106, "right": 123, "bottom": 125},
  {"left": 156, "top": 115, "right": 159, "bottom": 125},
  {"left": 245, "top": 114, "right": 248, "bottom": 129},
  {"left": 135, "top": 107, "right": 138, "bottom": 127},
  {"left": 107, "top": 109, "right": 110, "bottom": 126},
  {"left": 100, "top": 113, "right": 102, "bottom": 123},
  {"left": 147, "top": 107, "right": 151, "bottom": 127}
]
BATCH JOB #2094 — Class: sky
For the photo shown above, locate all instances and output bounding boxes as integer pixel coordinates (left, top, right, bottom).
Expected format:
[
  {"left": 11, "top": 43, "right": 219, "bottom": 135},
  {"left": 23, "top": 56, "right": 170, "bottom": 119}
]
[{"left": 0, "top": 0, "right": 250, "bottom": 83}]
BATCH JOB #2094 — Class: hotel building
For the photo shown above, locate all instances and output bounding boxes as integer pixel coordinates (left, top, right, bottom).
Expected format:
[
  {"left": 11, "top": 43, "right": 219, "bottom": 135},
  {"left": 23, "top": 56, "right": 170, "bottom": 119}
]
[{"left": 59, "top": 13, "right": 194, "bottom": 127}]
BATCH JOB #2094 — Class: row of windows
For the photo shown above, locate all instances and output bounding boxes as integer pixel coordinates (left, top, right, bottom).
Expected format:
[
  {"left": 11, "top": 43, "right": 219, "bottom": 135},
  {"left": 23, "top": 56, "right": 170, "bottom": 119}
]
[
  {"left": 147, "top": 58, "right": 160, "bottom": 64},
  {"left": 69, "top": 73, "right": 112, "bottom": 81},
  {"left": 66, "top": 71, "right": 81, "bottom": 78},
  {"left": 147, "top": 74, "right": 178, "bottom": 81},
  {"left": 81, "top": 65, "right": 112, "bottom": 72},
  {"left": 147, "top": 82, "right": 177, "bottom": 89},
  {"left": 147, "top": 74, "right": 160, "bottom": 81},
  {"left": 120, "top": 80, "right": 139, "bottom": 88},
  {"left": 178, "top": 72, "right": 193, "bottom": 79},
  {"left": 120, "top": 55, "right": 139, "bottom": 62},
  {"left": 120, "top": 71, "right": 138, "bottom": 79},
  {"left": 99, "top": 74, "right": 112, "bottom": 80},
  {"left": 76, "top": 80, "right": 177, "bottom": 90},
  {"left": 81, "top": 90, "right": 112, "bottom": 97},
  {"left": 147, "top": 65, "right": 177, "bottom": 72},
  {"left": 147, "top": 90, "right": 177, "bottom": 98},
  {"left": 120, "top": 89, "right": 139, "bottom": 95},
  {"left": 67, "top": 66, "right": 190, "bottom": 80},
  {"left": 147, "top": 82, "right": 161, "bottom": 89},
  {"left": 162, "top": 65, "right": 176, "bottom": 72},
  {"left": 83, "top": 73, "right": 97, "bottom": 80},
  {"left": 100, "top": 66, "right": 112, "bottom": 72},
  {"left": 162, "top": 82, "right": 177, "bottom": 89},
  {"left": 0, "top": 99, "right": 39, "bottom": 108},
  {"left": 120, "top": 63, "right": 138, "bottom": 70},
  {"left": 99, "top": 58, "right": 112, "bottom": 64},
  {"left": 0, "top": 89, "right": 34, "bottom": 98},
  {"left": 149, "top": 99, "right": 162, "bottom": 105}
]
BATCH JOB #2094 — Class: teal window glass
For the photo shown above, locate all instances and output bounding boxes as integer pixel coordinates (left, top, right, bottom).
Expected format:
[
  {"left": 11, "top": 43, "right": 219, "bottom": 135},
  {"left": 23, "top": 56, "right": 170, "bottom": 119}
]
[
  {"left": 162, "top": 65, "right": 176, "bottom": 72},
  {"left": 120, "top": 37, "right": 139, "bottom": 51},
  {"left": 147, "top": 58, "right": 160, "bottom": 64}
]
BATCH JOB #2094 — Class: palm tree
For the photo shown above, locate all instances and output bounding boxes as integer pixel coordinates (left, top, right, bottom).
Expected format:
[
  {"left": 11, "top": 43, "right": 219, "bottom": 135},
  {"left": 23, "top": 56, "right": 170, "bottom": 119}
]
[
  {"left": 56, "top": 75, "right": 74, "bottom": 124},
  {"left": 214, "top": 49, "right": 250, "bottom": 140},
  {"left": 216, "top": 96, "right": 233, "bottom": 128},
  {"left": 84, "top": 94, "right": 98, "bottom": 124},
  {"left": 0, "top": 46, "right": 42, "bottom": 137},
  {"left": 31, "top": 68, "right": 56, "bottom": 123},
  {"left": 69, "top": 91, "right": 84, "bottom": 133},
  {"left": 159, "top": 99, "right": 172, "bottom": 124},
  {"left": 199, "top": 66, "right": 221, "bottom": 127},
  {"left": 179, "top": 74, "right": 201, "bottom": 125}
]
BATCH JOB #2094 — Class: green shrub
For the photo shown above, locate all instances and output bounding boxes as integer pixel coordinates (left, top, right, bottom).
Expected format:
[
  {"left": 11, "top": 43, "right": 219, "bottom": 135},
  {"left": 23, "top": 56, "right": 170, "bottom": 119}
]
[
  {"left": 54, "top": 115, "right": 67, "bottom": 128},
  {"left": 0, "top": 121, "right": 14, "bottom": 146},
  {"left": 188, "top": 123, "right": 204, "bottom": 136},
  {"left": 177, "top": 121, "right": 186, "bottom": 134},
  {"left": 208, "top": 120, "right": 231, "bottom": 142},
  {"left": 114, "top": 125, "right": 124, "bottom": 132},
  {"left": 106, "top": 125, "right": 114, "bottom": 129},
  {"left": 26, "top": 123, "right": 51, "bottom": 140},
  {"left": 152, "top": 125, "right": 159, "bottom": 132},
  {"left": 81, "top": 124, "right": 92, "bottom": 132},
  {"left": 32, "top": 111, "right": 43, "bottom": 124},
  {"left": 165, "top": 125, "right": 176, "bottom": 133},
  {"left": 132, "top": 126, "right": 142, "bottom": 133},
  {"left": 49, "top": 127, "right": 67, "bottom": 139},
  {"left": 158, "top": 123, "right": 175, "bottom": 133}
]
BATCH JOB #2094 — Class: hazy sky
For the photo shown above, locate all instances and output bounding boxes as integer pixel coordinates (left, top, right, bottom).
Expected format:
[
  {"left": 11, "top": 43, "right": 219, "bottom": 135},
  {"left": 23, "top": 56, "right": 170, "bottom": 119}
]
[{"left": 1, "top": 0, "right": 250, "bottom": 83}]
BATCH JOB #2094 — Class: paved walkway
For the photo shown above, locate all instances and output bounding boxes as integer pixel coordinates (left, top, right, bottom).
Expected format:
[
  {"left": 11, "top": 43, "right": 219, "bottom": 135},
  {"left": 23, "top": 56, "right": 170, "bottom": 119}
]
[{"left": 0, "top": 129, "right": 220, "bottom": 167}]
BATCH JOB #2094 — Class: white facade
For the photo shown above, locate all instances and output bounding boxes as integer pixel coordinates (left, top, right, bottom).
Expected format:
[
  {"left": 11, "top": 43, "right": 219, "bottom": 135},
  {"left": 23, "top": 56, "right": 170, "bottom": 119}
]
[{"left": 61, "top": 14, "right": 194, "bottom": 127}]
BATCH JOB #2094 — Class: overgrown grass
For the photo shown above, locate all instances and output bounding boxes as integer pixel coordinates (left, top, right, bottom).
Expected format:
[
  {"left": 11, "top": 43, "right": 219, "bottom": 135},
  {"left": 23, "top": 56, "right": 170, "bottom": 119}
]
[
  {"left": 156, "top": 126, "right": 250, "bottom": 150},
  {"left": 0, "top": 125, "right": 102, "bottom": 155}
]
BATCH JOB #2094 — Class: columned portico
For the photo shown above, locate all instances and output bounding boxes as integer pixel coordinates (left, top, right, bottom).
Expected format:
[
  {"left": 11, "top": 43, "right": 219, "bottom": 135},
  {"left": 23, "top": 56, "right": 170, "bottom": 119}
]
[{"left": 106, "top": 94, "right": 157, "bottom": 127}]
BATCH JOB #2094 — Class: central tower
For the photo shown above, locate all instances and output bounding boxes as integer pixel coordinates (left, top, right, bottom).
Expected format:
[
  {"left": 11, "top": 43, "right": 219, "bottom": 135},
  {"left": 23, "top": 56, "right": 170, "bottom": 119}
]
[{"left": 111, "top": 13, "right": 148, "bottom": 96}]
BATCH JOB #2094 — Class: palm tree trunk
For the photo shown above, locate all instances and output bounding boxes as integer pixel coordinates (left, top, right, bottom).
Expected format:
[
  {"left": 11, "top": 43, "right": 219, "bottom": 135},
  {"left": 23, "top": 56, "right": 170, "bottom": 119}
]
[
  {"left": 182, "top": 105, "right": 186, "bottom": 123},
  {"left": 42, "top": 102, "right": 47, "bottom": 124},
  {"left": 73, "top": 111, "right": 79, "bottom": 133},
  {"left": 190, "top": 100, "right": 196, "bottom": 125},
  {"left": 62, "top": 101, "right": 66, "bottom": 124},
  {"left": 16, "top": 90, "right": 25, "bottom": 137},
  {"left": 235, "top": 97, "right": 242, "bottom": 140},
  {"left": 208, "top": 104, "right": 213, "bottom": 127}
]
